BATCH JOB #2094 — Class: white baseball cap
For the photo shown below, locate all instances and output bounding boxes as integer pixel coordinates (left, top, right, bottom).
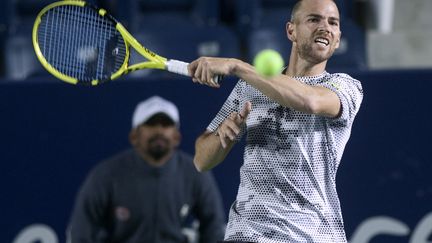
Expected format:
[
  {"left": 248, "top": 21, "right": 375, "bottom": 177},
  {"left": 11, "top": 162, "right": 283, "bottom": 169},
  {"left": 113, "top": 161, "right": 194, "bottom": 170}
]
[{"left": 132, "top": 96, "right": 180, "bottom": 128}]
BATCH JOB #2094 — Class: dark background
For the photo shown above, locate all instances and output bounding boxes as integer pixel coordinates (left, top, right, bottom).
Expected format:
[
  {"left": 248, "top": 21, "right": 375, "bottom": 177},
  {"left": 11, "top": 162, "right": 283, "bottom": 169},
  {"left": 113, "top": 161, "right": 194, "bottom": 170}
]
[{"left": 1, "top": 69, "right": 432, "bottom": 243}]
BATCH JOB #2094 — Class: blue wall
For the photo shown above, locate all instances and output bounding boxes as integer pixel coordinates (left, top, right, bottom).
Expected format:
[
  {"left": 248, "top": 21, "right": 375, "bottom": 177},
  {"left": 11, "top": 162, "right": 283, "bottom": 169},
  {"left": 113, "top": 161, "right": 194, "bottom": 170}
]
[{"left": 1, "top": 70, "right": 432, "bottom": 243}]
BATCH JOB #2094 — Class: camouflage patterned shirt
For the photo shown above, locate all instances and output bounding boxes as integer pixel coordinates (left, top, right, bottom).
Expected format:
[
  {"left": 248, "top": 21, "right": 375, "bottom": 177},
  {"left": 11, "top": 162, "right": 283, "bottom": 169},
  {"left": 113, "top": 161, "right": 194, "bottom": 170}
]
[{"left": 207, "top": 72, "right": 363, "bottom": 243}]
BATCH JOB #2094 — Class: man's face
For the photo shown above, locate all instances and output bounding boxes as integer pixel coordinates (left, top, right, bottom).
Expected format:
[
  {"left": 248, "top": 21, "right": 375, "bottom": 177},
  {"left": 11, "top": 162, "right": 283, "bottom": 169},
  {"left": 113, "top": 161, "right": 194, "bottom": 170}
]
[
  {"left": 289, "top": 0, "right": 341, "bottom": 64},
  {"left": 130, "top": 113, "right": 180, "bottom": 162}
]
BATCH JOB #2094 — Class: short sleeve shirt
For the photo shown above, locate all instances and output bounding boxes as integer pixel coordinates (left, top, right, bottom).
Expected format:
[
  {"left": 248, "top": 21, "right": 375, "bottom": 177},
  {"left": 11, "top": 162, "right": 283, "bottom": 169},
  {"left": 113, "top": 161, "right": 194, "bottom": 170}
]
[{"left": 207, "top": 72, "right": 363, "bottom": 243}]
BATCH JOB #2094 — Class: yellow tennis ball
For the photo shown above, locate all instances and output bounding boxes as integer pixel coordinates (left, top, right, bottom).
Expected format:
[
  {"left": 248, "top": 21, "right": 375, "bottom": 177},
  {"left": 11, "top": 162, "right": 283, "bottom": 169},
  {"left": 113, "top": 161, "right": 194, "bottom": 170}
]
[{"left": 253, "top": 49, "right": 285, "bottom": 77}]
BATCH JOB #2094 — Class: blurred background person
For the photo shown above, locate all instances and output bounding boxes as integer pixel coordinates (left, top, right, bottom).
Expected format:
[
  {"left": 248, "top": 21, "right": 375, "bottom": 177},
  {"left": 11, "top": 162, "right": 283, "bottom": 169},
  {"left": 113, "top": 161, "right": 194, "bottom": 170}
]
[{"left": 67, "top": 95, "right": 226, "bottom": 243}]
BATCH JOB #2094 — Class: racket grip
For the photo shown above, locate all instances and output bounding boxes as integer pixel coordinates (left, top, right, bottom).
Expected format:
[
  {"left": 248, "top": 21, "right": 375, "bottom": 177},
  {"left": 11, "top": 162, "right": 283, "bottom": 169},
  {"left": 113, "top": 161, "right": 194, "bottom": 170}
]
[{"left": 166, "top": 59, "right": 222, "bottom": 84}]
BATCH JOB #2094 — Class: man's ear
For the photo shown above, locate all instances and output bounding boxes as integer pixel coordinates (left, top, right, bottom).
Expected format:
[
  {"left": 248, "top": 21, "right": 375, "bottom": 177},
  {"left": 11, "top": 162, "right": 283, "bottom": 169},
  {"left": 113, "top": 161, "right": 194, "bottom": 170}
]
[
  {"left": 129, "top": 129, "right": 137, "bottom": 146},
  {"left": 335, "top": 31, "right": 342, "bottom": 49},
  {"left": 173, "top": 129, "right": 182, "bottom": 147},
  {"left": 286, "top": 21, "right": 296, "bottom": 42}
]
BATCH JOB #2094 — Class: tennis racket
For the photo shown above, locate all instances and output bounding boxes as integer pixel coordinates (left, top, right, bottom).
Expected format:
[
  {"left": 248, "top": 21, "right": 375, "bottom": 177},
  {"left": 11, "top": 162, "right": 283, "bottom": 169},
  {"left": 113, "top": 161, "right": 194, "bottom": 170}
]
[{"left": 32, "top": 0, "right": 222, "bottom": 86}]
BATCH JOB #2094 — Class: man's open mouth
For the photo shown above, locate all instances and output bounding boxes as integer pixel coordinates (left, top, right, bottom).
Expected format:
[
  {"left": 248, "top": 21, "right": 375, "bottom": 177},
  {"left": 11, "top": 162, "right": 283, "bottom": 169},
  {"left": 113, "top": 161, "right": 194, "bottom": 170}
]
[{"left": 315, "top": 37, "right": 329, "bottom": 46}]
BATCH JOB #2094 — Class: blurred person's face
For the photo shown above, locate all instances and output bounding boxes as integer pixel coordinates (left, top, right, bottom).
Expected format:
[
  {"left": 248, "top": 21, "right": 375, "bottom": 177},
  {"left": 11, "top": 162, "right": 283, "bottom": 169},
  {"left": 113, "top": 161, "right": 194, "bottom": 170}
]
[
  {"left": 287, "top": 0, "right": 341, "bottom": 64},
  {"left": 129, "top": 113, "right": 180, "bottom": 165}
]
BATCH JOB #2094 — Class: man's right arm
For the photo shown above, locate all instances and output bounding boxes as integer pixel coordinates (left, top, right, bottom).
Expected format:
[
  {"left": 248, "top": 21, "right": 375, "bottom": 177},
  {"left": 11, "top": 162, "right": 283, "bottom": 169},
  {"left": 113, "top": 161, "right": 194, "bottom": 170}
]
[{"left": 67, "top": 168, "right": 110, "bottom": 243}]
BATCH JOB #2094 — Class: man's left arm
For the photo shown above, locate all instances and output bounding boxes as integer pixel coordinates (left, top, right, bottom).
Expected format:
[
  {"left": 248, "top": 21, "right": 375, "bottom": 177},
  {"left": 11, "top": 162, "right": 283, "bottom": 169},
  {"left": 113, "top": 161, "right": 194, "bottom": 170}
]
[{"left": 193, "top": 171, "right": 226, "bottom": 243}]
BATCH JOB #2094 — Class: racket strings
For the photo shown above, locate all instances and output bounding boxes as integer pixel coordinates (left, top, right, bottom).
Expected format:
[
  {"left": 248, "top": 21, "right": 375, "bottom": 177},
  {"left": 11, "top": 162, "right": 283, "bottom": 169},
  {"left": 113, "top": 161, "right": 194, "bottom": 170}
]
[{"left": 37, "top": 5, "right": 126, "bottom": 83}]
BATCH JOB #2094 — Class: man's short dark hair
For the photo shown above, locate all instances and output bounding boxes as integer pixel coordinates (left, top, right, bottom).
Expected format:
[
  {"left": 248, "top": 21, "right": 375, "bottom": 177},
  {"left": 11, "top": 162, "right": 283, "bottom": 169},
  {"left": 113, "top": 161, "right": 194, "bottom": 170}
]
[
  {"left": 290, "top": 0, "right": 337, "bottom": 22},
  {"left": 290, "top": 0, "right": 303, "bottom": 22}
]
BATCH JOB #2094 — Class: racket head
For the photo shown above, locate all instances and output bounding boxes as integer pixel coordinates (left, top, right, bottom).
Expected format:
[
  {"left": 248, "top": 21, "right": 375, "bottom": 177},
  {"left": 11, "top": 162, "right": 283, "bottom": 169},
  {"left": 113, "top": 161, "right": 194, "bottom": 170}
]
[{"left": 33, "top": 1, "right": 129, "bottom": 85}]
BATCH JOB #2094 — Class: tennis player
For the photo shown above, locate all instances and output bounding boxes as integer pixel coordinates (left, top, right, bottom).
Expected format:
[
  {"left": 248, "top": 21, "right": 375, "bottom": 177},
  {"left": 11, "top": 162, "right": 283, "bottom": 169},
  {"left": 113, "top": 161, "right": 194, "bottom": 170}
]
[{"left": 188, "top": 0, "right": 363, "bottom": 242}]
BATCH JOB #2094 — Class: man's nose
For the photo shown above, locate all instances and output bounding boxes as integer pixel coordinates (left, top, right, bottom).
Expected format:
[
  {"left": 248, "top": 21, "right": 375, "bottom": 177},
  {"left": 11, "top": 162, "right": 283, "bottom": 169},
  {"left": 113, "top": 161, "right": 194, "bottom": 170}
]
[{"left": 317, "top": 21, "right": 331, "bottom": 33}]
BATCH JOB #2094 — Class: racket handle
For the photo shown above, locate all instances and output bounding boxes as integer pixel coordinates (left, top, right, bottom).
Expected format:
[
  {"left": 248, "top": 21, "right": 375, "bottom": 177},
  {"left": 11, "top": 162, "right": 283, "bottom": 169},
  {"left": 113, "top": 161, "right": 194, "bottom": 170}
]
[{"left": 166, "top": 59, "right": 222, "bottom": 84}]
